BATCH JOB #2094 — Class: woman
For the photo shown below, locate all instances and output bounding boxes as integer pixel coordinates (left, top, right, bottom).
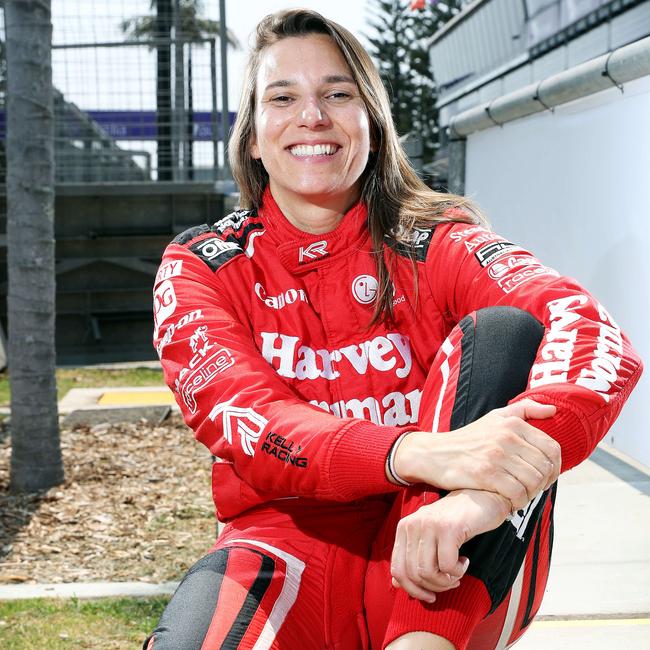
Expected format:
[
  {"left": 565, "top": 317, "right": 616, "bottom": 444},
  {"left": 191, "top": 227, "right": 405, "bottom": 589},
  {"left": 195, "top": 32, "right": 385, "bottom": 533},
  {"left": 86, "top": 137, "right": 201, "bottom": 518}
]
[{"left": 145, "top": 9, "right": 641, "bottom": 650}]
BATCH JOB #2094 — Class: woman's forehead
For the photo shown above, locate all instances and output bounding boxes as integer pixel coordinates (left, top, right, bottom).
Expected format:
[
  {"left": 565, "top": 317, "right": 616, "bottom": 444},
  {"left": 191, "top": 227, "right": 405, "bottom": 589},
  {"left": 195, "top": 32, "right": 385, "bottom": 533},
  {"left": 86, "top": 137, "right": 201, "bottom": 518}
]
[{"left": 256, "top": 34, "right": 353, "bottom": 89}]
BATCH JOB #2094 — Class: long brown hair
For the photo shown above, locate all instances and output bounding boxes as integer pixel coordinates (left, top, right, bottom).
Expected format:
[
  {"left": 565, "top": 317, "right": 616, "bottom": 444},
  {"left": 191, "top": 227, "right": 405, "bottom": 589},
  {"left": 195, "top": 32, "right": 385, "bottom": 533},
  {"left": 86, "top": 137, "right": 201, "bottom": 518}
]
[{"left": 229, "top": 9, "right": 485, "bottom": 323}]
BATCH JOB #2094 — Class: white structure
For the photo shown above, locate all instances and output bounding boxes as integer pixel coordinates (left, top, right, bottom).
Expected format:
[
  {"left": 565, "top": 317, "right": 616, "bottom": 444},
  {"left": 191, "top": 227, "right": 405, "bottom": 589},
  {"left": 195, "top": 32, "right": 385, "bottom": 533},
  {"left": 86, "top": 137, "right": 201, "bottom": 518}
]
[{"left": 430, "top": 0, "right": 650, "bottom": 466}]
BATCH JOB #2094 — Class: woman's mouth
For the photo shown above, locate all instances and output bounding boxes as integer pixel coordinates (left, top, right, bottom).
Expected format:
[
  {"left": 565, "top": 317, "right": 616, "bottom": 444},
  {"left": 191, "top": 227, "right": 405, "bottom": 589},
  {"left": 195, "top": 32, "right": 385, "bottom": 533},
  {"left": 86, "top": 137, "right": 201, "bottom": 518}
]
[{"left": 288, "top": 143, "right": 340, "bottom": 157}]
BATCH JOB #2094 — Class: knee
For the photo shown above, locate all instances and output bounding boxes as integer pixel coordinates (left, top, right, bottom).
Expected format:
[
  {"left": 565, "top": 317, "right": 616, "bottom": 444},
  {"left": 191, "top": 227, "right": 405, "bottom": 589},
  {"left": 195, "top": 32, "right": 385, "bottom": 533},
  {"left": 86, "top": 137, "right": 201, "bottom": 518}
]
[
  {"left": 142, "top": 548, "right": 229, "bottom": 650},
  {"left": 467, "top": 306, "right": 543, "bottom": 373}
]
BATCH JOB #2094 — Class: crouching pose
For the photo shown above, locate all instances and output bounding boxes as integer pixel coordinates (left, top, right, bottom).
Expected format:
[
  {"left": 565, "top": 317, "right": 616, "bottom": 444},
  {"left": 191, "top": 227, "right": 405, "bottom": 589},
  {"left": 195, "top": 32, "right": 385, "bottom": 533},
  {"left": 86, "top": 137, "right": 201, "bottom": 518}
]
[{"left": 144, "top": 9, "right": 642, "bottom": 649}]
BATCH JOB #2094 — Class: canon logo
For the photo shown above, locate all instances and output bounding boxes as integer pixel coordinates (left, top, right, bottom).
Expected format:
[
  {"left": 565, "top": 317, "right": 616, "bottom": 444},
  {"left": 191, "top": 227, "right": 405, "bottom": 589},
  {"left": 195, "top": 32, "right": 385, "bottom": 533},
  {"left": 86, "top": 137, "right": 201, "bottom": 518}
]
[{"left": 255, "top": 283, "right": 308, "bottom": 310}]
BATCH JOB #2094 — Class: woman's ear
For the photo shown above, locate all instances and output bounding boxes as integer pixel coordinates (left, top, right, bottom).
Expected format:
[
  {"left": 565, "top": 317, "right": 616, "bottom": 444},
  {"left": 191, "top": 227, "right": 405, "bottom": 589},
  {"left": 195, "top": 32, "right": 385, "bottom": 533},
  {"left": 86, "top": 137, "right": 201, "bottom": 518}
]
[{"left": 250, "top": 135, "right": 261, "bottom": 160}]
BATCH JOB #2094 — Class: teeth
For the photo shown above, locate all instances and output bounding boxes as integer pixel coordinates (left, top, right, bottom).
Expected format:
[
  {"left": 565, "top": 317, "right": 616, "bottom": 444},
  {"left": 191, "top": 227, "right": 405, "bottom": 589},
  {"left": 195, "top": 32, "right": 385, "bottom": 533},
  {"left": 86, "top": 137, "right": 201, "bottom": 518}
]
[{"left": 290, "top": 144, "right": 337, "bottom": 156}]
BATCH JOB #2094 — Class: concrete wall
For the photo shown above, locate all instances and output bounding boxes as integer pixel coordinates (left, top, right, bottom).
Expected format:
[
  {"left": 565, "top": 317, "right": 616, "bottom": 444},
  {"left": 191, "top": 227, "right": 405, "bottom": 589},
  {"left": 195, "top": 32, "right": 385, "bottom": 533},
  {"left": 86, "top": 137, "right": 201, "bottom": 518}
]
[{"left": 464, "top": 74, "right": 650, "bottom": 467}]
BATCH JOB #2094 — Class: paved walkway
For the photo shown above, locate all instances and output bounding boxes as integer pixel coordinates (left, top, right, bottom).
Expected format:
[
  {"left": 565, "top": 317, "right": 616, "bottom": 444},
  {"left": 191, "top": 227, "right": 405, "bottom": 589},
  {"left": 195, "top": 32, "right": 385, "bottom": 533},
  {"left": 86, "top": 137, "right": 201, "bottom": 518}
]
[{"left": 2, "top": 386, "right": 649, "bottom": 648}]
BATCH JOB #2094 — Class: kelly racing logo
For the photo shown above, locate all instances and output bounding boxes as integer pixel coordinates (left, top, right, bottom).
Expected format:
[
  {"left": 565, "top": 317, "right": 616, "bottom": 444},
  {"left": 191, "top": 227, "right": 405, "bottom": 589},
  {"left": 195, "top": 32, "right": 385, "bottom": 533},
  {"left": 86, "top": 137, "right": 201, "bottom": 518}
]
[{"left": 260, "top": 431, "right": 308, "bottom": 468}]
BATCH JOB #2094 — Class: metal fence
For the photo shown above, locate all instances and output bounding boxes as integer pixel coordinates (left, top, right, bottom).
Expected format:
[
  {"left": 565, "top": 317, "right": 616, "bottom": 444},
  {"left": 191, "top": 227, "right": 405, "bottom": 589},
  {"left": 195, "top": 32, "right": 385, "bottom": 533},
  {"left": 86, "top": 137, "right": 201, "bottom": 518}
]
[{"left": 0, "top": 0, "right": 233, "bottom": 184}]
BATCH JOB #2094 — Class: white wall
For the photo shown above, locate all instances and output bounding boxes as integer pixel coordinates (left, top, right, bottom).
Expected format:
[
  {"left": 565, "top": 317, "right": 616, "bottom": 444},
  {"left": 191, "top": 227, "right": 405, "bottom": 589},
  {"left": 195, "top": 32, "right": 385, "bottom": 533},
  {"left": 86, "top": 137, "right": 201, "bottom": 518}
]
[{"left": 465, "top": 74, "right": 650, "bottom": 467}]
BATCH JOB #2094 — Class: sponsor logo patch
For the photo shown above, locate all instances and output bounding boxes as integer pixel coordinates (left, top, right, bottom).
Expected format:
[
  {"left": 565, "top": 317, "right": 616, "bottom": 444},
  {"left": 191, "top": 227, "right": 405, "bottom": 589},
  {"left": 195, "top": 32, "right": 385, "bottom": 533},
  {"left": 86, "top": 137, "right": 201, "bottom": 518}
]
[
  {"left": 385, "top": 226, "right": 436, "bottom": 261},
  {"left": 475, "top": 241, "right": 517, "bottom": 267},
  {"left": 213, "top": 210, "right": 253, "bottom": 236},
  {"left": 260, "top": 331, "right": 412, "bottom": 381},
  {"left": 255, "top": 282, "right": 308, "bottom": 310},
  {"left": 352, "top": 275, "right": 378, "bottom": 305},
  {"left": 177, "top": 346, "right": 234, "bottom": 413},
  {"left": 450, "top": 226, "right": 503, "bottom": 252},
  {"left": 156, "top": 309, "right": 203, "bottom": 356},
  {"left": 298, "top": 240, "right": 328, "bottom": 264},
  {"left": 153, "top": 280, "right": 177, "bottom": 337},
  {"left": 576, "top": 303, "right": 623, "bottom": 402},
  {"left": 530, "top": 294, "right": 586, "bottom": 389},
  {"left": 174, "top": 326, "right": 235, "bottom": 412},
  {"left": 509, "top": 492, "right": 545, "bottom": 541},
  {"left": 209, "top": 397, "right": 268, "bottom": 457},
  {"left": 261, "top": 432, "right": 308, "bottom": 468},
  {"left": 190, "top": 236, "right": 242, "bottom": 272},
  {"left": 155, "top": 260, "right": 183, "bottom": 286},
  {"left": 311, "top": 388, "right": 421, "bottom": 426},
  {"left": 495, "top": 262, "right": 559, "bottom": 294}
]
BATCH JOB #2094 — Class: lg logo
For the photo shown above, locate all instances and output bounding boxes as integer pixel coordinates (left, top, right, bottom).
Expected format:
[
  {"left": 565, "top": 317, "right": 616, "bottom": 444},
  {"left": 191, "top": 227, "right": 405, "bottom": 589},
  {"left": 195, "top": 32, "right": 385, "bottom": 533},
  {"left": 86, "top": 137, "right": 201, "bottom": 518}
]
[{"left": 352, "top": 275, "right": 378, "bottom": 305}]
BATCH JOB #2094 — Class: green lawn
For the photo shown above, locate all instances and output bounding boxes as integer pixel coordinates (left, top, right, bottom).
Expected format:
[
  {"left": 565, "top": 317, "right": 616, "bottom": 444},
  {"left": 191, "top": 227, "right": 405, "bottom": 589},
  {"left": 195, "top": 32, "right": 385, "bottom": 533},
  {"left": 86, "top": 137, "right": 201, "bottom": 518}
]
[
  {"left": 0, "top": 596, "right": 168, "bottom": 649},
  {"left": 0, "top": 366, "right": 165, "bottom": 408}
]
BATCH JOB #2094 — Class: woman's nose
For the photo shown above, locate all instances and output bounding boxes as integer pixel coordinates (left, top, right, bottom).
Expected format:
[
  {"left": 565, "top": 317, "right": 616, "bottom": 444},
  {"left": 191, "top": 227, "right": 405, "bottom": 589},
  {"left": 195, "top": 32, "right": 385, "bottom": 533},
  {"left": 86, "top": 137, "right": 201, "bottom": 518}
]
[{"left": 299, "top": 97, "right": 330, "bottom": 128}]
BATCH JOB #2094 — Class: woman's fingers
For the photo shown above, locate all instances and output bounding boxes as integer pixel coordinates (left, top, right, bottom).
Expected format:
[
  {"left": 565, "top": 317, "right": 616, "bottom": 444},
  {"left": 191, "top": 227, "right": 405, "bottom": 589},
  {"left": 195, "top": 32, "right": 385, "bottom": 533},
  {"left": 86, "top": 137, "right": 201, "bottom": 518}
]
[
  {"left": 391, "top": 510, "right": 469, "bottom": 600},
  {"left": 392, "top": 518, "right": 461, "bottom": 600},
  {"left": 496, "top": 398, "right": 556, "bottom": 421},
  {"left": 393, "top": 400, "right": 561, "bottom": 502}
]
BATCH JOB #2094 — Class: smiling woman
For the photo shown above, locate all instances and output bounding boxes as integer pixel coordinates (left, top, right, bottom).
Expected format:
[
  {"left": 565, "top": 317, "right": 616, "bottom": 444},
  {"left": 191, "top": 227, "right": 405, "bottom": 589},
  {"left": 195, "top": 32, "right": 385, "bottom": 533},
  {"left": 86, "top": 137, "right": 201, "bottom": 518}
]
[
  {"left": 142, "top": 8, "right": 642, "bottom": 650},
  {"left": 249, "top": 34, "right": 372, "bottom": 233}
]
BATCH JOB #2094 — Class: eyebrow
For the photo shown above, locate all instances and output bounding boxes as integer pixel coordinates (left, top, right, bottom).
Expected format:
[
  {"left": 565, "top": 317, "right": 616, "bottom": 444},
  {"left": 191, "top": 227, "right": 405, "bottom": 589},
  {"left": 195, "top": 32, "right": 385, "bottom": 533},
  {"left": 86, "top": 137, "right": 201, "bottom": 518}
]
[{"left": 263, "top": 75, "right": 356, "bottom": 92}]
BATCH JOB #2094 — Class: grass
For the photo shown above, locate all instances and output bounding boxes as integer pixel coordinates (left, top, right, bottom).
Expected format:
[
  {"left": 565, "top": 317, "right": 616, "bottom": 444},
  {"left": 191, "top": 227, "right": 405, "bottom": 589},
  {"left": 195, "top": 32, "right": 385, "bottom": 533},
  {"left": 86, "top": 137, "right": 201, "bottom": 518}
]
[
  {"left": 0, "top": 596, "right": 169, "bottom": 649},
  {"left": 0, "top": 366, "right": 165, "bottom": 408}
]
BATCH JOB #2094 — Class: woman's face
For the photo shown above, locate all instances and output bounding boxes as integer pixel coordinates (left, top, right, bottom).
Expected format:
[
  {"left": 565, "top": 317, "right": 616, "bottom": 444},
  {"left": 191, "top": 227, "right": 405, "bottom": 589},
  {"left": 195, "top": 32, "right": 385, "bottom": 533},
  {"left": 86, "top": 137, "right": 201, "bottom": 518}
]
[{"left": 250, "top": 34, "right": 372, "bottom": 217}]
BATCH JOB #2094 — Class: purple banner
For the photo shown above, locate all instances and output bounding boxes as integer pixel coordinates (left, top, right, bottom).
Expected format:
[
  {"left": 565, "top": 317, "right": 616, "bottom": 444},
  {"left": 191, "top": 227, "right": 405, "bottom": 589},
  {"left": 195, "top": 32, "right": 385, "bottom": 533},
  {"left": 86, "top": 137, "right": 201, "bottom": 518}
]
[{"left": 87, "top": 111, "right": 236, "bottom": 140}]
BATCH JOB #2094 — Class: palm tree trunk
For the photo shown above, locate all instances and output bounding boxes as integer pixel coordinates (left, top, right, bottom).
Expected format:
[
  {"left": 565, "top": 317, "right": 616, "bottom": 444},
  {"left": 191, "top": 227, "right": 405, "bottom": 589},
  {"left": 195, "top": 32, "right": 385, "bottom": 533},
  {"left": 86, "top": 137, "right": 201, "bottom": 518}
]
[{"left": 5, "top": 0, "right": 62, "bottom": 492}]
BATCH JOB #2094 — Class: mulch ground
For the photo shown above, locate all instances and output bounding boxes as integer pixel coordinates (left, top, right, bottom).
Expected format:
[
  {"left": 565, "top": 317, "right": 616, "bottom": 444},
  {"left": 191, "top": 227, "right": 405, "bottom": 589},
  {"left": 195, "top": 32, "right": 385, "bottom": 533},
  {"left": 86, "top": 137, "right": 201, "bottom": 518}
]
[{"left": 0, "top": 415, "right": 217, "bottom": 585}]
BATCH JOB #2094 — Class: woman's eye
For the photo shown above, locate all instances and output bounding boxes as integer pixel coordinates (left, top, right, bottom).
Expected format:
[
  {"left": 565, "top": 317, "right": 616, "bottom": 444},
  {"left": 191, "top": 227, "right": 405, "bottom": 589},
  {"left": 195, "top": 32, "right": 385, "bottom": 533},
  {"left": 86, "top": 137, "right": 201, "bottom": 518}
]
[
  {"left": 327, "top": 92, "right": 351, "bottom": 101},
  {"left": 271, "top": 95, "right": 293, "bottom": 104}
]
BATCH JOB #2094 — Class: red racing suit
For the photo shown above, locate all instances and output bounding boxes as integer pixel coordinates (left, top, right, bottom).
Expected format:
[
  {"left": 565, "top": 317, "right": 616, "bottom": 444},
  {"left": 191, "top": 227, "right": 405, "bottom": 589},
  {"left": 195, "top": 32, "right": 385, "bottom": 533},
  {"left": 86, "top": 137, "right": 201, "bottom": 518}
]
[{"left": 153, "top": 189, "right": 641, "bottom": 524}]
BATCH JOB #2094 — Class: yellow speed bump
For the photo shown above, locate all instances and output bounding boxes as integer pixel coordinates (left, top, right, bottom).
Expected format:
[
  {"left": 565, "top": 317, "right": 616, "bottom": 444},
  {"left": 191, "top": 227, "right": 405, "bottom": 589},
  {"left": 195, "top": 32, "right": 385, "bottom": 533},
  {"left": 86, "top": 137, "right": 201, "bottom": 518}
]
[{"left": 97, "top": 390, "right": 175, "bottom": 406}]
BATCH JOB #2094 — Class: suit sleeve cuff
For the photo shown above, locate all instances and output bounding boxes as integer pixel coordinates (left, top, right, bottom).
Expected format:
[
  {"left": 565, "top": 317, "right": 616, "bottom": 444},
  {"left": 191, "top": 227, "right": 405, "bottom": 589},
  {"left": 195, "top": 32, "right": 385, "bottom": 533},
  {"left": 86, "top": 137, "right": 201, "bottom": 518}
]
[{"left": 324, "top": 421, "right": 416, "bottom": 501}]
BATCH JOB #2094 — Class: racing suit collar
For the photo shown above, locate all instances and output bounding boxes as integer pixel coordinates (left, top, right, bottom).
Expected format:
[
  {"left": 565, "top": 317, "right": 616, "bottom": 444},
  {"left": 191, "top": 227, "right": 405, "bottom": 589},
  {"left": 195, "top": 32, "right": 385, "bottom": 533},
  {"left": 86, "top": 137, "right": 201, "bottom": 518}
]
[{"left": 259, "top": 186, "right": 369, "bottom": 273}]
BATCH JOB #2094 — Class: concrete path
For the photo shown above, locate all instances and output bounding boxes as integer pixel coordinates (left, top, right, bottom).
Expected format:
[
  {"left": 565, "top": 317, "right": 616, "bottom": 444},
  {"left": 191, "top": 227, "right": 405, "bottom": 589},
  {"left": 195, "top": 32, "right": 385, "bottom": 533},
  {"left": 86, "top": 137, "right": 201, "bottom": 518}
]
[
  {"left": 2, "top": 385, "right": 649, "bottom": 648},
  {"left": 0, "top": 581, "right": 178, "bottom": 601}
]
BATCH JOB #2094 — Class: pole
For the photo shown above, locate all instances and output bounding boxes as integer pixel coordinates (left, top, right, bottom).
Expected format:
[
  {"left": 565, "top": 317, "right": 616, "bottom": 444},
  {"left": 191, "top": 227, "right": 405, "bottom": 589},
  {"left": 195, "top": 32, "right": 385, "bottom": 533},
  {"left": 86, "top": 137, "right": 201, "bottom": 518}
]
[
  {"left": 173, "top": 0, "right": 185, "bottom": 180},
  {"left": 219, "top": 0, "right": 231, "bottom": 179},
  {"left": 210, "top": 38, "right": 219, "bottom": 177}
]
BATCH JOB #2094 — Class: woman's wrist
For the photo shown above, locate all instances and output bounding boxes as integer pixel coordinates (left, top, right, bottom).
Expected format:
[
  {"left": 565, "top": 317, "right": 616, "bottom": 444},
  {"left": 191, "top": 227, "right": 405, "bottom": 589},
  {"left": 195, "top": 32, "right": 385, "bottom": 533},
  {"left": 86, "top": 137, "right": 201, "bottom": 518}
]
[
  {"left": 385, "top": 432, "right": 414, "bottom": 486},
  {"left": 450, "top": 488, "right": 512, "bottom": 520},
  {"left": 391, "top": 430, "right": 439, "bottom": 485}
]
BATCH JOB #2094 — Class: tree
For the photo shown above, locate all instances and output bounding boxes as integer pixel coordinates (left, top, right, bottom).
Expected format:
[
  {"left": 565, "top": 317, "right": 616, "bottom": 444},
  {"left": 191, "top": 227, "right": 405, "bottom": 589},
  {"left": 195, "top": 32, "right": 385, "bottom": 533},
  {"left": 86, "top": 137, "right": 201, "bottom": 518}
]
[
  {"left": 121, "top": 0, "right": 239, "bottom": 181},
  {"left": 5, "top": 0, "right": 63, "bottom": 492},
  {"left": 365, "top": 0, "right": 464, "bottom": 169}
]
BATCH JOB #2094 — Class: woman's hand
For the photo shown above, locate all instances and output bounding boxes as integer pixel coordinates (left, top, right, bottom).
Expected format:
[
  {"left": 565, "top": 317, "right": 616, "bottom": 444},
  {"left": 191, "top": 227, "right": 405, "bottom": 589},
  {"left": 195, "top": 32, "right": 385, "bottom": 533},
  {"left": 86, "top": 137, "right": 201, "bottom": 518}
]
[
  {"left": 390, "top": 489, "right": 511, "bottom": 602},
  {"left": 393, "top": 399, "right": 561, "bottom": 511}
]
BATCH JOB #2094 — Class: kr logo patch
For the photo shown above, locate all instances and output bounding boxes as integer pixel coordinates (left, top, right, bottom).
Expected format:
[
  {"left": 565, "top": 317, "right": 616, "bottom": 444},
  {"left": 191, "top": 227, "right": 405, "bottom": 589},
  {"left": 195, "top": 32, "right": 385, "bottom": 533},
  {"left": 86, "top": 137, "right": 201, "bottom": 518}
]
[{"left": 298, "top": 240, "right": 328, "bottom": 264}]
